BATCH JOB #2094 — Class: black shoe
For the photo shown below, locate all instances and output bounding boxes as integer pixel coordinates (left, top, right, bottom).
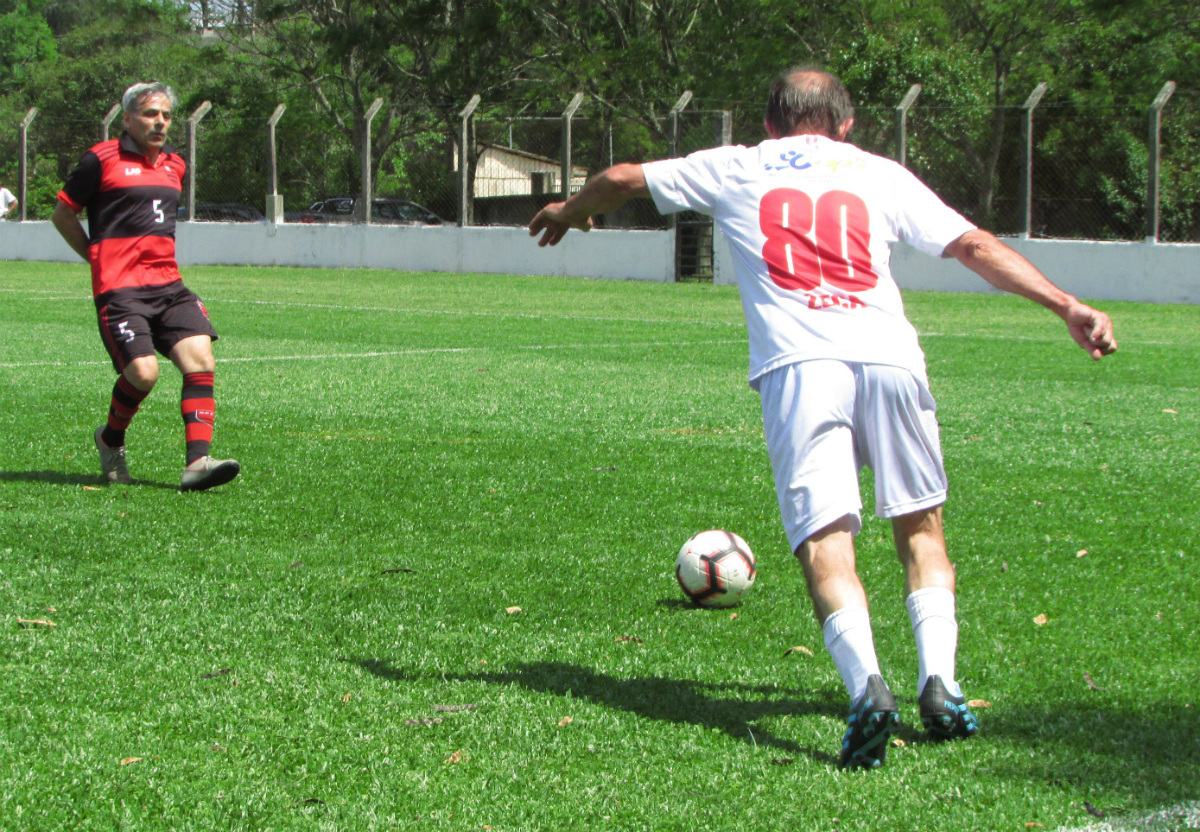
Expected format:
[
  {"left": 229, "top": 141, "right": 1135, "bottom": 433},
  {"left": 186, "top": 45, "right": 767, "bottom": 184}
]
[
  {"left": 839, "top": 674, "right": 899, "bottom": 770},
  {"left": 919, "top": 674, "right": 979, "bottom": 740}
]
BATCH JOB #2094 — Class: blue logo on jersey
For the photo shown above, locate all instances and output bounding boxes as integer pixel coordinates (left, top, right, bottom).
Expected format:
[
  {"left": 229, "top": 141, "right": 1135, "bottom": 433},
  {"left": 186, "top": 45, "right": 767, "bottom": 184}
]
[{"left": 766, "top": 150, "right": 811, "bottom": 171}]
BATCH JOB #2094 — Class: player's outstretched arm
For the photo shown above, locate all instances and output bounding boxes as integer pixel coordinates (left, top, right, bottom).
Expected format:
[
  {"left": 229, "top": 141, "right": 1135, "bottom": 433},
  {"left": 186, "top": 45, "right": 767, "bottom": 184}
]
[
  {"left": 529, "top": 163, "right": 649, "bottom": 247},
  {"left": 944, "top": 229, "right": 1118, "bottom": 360},
  {"left": 52, "top": 200, "right": 91, "bottom": 261}
]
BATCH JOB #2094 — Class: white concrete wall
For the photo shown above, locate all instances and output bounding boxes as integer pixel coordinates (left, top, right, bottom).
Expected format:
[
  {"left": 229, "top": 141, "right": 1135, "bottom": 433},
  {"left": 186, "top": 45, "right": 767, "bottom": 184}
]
[
  {"left": 715, "top": 230, "right": 1200, "bottom": 304},
  {"left": 3, "top": 220, "right": 1198, "bottom": 302},
  {"left": 0, "top": 221, "right": 676, "bottom": 283}
]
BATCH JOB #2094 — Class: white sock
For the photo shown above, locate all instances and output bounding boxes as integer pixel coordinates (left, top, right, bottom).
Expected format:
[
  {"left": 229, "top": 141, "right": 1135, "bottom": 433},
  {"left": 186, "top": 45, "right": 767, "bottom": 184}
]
[
  {"left": 906, "top": 587, "right": 960, "bottom": 696},
  {"left": 822, "top": 606, "right": 882, "bottom": 702}
]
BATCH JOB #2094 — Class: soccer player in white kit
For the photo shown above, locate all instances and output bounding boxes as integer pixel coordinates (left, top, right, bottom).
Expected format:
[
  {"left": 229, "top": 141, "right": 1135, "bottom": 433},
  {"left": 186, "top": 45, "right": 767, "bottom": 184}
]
[{"left": 529, "top": 67, "right": 1117, "bottom": 769}]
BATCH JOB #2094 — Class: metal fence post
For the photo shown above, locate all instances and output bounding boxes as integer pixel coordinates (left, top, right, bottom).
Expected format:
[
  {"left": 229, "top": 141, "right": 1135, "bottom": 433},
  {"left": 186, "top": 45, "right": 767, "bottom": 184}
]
[
  {"left": 17, "top": 108, "right": 37, "bottom": 221},
  {"left": 356, "top": 97, "right": 383, "bottom": 224},
  {"left": 1146, "top": 81, "right": 1176, "bottom": 244},
  {"left": 1020, "top": 82, "right": 1048, "bottom": 239},
  {"left": 101, "top": 104, "right": 121, "bottom": 142},
  {"left": 895, "top": 85, "right": 921, "bottom": 167},
  {"left": 717, "top": 110, "right": 732, "bottom": 147},
  {"left": 184, "top": 101, "right": 212, "bottom": 222},
  {"left": 266, "top": 103, "right": 286, "bottom": 223},
  {"left": 458, "top": 94, "right": 481, "bottom": 227},
  {"left": 668, "top": 91, "right": 693, "bottom": 159},
  {"left": 561, "top": 92, "right": 585, "bottom": 201}
]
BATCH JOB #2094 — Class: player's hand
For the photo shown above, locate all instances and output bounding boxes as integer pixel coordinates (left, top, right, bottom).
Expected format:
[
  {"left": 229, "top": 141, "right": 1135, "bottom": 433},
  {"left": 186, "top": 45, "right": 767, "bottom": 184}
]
[
  {"left": 1064, "top": 302, "right": 1118, "bottom": 360},
  {"left": 529, "top": 202, "right": 593, "bottom": 247}
]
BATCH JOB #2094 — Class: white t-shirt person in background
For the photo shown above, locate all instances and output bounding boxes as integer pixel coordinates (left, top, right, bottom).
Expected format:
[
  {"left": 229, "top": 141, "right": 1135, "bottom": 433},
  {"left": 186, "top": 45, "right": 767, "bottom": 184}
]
[
  {"left": 0, "top": 183, "right": 17, "bottom": 219},
  {"left": 530, "top": 66, "right": 1117, "bottom": 770}
]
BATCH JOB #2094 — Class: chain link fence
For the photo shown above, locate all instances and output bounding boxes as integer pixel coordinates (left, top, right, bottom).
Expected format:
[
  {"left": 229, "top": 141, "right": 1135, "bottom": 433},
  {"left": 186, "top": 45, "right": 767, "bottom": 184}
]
[{"left": 5, "top": 92, "right": 1198, "bottom": 259}]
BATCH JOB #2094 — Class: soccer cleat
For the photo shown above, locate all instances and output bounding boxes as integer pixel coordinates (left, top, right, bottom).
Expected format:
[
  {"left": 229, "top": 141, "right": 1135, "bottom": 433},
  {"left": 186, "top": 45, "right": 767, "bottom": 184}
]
[
  {"left": 94, "top": 426, "right": 132, "bottom": 484},
  {"left": 180, "top": 456, "right": 240, "bottom": 492},
  {"left": 919, "top": 674, "right": 979, "bottom": 740},
  {"left": 839, "top": 674, "right": 900, "bottom": 770}
]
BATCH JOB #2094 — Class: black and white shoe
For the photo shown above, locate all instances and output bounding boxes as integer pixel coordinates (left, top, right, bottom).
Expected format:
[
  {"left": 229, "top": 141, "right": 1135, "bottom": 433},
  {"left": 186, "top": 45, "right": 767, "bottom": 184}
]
[{"left": 181, "top": 456, "right": 240, "bottom": 492}]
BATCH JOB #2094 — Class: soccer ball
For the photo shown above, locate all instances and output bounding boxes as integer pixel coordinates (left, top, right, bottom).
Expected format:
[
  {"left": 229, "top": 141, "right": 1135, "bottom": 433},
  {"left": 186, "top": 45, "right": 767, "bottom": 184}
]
[{"left": 675, "top": 530, "right": 757, "bottom": 608}]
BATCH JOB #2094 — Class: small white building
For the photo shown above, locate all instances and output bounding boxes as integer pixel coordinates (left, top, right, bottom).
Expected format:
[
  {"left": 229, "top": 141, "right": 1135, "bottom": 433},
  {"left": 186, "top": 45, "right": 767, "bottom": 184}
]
[{"left": 462, "top": 143, "right": 589, "bottom": 198}]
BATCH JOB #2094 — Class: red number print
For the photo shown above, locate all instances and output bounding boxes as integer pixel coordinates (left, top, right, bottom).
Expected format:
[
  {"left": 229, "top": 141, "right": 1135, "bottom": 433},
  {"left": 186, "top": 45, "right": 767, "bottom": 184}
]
[
  {"left": 759, "top": 189, "right": 821, "bottom": 291},
  {"left": 759, "top": 188, "right": 878, "bottom": 293}
]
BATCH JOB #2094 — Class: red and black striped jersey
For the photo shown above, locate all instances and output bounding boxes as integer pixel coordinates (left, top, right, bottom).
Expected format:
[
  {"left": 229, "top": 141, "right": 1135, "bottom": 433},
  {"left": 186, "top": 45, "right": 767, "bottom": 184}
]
[{"left": 57, "top": 133, "right": 186, "bottom": 300}]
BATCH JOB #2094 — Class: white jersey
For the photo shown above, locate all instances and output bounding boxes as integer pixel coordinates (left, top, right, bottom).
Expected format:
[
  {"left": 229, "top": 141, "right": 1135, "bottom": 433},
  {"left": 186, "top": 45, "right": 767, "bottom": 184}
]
[
  {"left": 643, "top": 135, "right": 975, "bottom": 388},
  {"left": 0, "top": 187, "right": 15, "bottom": 218}
]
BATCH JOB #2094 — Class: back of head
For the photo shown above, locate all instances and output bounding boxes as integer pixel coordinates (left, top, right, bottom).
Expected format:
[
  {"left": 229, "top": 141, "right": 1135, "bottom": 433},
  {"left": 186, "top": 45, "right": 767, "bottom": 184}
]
[
  {"left": 764, "top": 67, "right": 854, "bottom": 139},
  {"left": 122, "top": 81, "right": 178, "bottom": 114}
]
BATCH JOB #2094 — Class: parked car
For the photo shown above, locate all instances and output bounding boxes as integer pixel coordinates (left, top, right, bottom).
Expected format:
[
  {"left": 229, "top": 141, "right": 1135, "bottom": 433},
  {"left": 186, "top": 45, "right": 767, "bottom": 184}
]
[
  {"left": 177, "top": 203, "right": 265, "bottom": 222},
  {"left": 298, "top": 196, "right": 450, "bottom": 226}
]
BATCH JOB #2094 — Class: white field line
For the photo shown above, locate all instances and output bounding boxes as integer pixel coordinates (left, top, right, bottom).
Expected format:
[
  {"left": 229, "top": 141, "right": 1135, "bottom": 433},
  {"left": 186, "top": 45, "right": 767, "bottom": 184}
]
[
  {"left": 1053, "top": 800, "right": 1199, "bottom": 832},
  {"left": 0, "top": 340, "right": 748, "bottom": 369}
]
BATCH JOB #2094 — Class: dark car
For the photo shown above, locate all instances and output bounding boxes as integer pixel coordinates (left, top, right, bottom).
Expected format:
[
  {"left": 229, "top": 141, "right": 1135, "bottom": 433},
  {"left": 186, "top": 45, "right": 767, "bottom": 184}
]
[
  {"left": 178, "top": 203, "right": 266, "bottom": 222},
  {"left": 298, "top": 197, "right": 450, "bottom": 226}
]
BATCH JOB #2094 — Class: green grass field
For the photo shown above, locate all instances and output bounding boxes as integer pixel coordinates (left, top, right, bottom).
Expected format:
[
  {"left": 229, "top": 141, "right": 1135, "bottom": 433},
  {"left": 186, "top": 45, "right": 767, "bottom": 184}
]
[{"left": 1, "top": 261, "right": 1196, "bottom": 831}]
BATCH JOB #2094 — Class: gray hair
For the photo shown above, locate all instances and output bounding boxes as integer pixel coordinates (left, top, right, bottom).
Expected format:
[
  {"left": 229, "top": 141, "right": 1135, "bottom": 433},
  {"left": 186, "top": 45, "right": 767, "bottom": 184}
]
[
  {"left": 122, "top": 82, "right": 177, "bottom": 114},
  {"left": 764, "top": 67, "right": 854, "bottom": 139}
]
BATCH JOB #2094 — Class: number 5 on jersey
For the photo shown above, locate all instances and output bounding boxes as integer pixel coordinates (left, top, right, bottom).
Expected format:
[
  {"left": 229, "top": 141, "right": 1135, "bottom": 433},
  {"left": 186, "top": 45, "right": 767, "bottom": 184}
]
[{"left": 759, "top": 188, "right": 878, "bottom": 293}]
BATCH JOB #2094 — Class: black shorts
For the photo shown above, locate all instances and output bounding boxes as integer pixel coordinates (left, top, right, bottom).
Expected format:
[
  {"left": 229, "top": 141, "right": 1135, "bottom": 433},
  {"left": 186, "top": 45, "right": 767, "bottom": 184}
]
[{"left": 95, "top": 281, "right": 219, "bottom": 373}]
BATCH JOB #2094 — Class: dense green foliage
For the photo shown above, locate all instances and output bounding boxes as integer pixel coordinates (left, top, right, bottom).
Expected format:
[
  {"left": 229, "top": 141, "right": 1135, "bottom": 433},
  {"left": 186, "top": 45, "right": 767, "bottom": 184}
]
[
  {"left": 1, "top": 0, "right": 1197, "bottom": 235},
  {"left": 1, "top": 262, "right": 1197, "bottom": 830}
]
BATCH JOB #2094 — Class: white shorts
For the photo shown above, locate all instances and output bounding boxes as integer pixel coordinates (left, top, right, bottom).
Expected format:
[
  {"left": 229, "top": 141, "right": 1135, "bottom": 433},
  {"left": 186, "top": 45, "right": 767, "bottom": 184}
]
[{"left": 758, "top": 360, "right": 947, "bottom": 552}]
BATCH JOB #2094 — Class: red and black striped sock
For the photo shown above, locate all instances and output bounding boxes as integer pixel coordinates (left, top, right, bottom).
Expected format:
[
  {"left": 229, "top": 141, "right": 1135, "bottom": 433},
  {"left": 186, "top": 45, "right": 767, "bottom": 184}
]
[
  {"left": 102, "top": 376, "right": 150, "bottom": 448},
  {"left": 181, "top": 371, "right": 216, "bottom": 465}
]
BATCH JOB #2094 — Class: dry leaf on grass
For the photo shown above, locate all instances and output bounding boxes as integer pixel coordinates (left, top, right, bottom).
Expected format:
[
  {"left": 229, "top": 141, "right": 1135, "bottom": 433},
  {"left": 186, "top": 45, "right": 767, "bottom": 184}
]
[
  {"left": 82, "top": 485, "right": 101, "bottom": 491},
  {"left": 16, "top": 618, "right": 55, "bottom": 627},
  {"left": 1083, "top": 673, "right": 1106, "bottom": 692},
  {"left": 444, "top": 749, "right": 464, "bottom": 764},
  {"left": 119, "top": 757, "right": 142, "bottom": 766},
  {"left": 404, "top": 717, "right": 443, "bottom": 727},
  {"left": 728, "top": 612, "right": 738, "bottom": 619},
  {"left": 201, "top": 669, "right": 231, "bottom": 679},
  {"left": 968, "top": 699, "right": 992, "bottom": 709},
  {"left": 891, "top": 738, "right": 907, "bottom": 748},
  {"left": 1076, "top": 550, "right": 1088, "bottom": 558},
  {"left": 782, "top": 645, "right": 814, "bottom": 657},
  {"left": 557, "top": 717, "right": 573, "bottom": 726},
  {"left": 615, "top": 635, "right": 643, "bottom": 644},
  {"left": 505, "top": 606, "right": 522, "bottom": 614},
  {"left": 770, "top": 757, "right": 795, "bottom": 765},
  {"left": 1033, "top": 614, "right": 1049, "bottom": 625},
  {"left": 1163, "top": 409, "right": 1178, "bottom": 414},
  {"left": 1025, "top": 824, "right": 1044, "bottom": 829},
  {"left": 342, "top": 693, "right": 352, "bottom": 703}
]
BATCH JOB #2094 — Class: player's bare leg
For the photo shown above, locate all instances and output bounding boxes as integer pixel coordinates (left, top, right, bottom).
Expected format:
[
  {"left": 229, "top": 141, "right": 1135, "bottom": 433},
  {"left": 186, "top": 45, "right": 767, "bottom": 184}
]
[
  {"left": 170, "top": 335, "right": 239, "bottom": 492},
  {"left": 95, "top": 355, "right": 158, "bottom": 484},
  {"left": 893, "top": 506, "right": 979, "bottom": 740},
  {"left": 797, "top": 515, "right": 897, "bottom": 768}
]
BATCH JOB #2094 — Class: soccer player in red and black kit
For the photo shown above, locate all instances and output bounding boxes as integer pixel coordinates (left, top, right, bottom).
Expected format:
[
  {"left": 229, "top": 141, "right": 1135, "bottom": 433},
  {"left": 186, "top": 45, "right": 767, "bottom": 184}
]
[{"left": 52, "top": 82, "right": 239, "bottom": 492}]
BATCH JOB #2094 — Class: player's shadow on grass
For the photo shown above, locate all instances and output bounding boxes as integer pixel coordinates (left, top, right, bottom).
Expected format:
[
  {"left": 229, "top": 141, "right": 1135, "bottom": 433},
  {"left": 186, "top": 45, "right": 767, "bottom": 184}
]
[
  {"left": 356, "top": 658, "right": 843, "bottom": 765},
  {"left": 0, "top": 470, "right": 176, "bottom": 490}
]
